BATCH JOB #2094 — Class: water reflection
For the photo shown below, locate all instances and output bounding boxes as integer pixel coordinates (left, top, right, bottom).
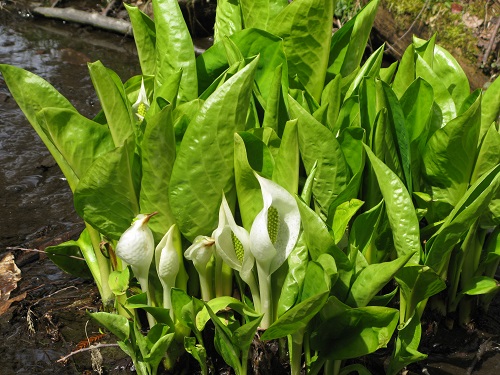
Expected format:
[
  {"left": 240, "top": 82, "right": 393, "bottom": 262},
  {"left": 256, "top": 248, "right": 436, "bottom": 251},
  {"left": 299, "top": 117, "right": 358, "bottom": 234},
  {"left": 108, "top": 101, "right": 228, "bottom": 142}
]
[{"left": 0, "top": 16, "right": 140, "bottom": 249}]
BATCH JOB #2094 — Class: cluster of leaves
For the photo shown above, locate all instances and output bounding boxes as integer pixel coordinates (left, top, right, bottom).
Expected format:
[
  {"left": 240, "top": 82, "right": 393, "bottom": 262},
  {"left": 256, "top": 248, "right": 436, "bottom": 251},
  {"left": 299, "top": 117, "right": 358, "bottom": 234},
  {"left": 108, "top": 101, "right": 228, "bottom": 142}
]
[{"left": 1, "top": 0, "right": 499, "bottom": 374}]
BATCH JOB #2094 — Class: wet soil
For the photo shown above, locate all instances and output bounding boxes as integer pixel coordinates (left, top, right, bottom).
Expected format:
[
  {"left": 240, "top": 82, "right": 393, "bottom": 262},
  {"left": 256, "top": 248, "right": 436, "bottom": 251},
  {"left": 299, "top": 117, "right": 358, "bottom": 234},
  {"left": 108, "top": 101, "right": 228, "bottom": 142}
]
[{"left": 1, "top": 2, "right": 500, "bottom": 375}]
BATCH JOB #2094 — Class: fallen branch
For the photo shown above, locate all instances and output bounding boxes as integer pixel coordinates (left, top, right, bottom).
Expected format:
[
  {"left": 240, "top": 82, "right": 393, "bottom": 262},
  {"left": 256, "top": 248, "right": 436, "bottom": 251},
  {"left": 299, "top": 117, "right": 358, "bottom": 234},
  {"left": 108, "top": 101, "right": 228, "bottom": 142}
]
[
  {"left": 32, "top": 7, "right": 132, "bottom": 35},
  {"left": 57, "top": 343, "right": 120, "bottom": 363}
]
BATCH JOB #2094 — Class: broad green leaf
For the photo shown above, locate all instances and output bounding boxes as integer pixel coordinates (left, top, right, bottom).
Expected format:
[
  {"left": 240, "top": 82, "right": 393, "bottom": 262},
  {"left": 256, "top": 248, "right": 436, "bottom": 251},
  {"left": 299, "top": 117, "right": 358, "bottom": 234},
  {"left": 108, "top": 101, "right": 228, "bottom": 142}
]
[
  {"left": 173, "top": 99, "right": 204, "bottom": 146},
  {"left": 344, "top": 44, "right": 384, "bottom": 100},
  {"left": 214, "top": 0, "right": 243, "bottom": 43},
  {"left": 380, "top": 61, "right": 398, "bottom": 84},
  {"left": 272, "top": 120, "right": 299, "bottom": 195},
  {"left": 432, "top": 44, "right": 470, "bottom": 109},
  {"left": 234, "top": 133, "right": 263, "bottom": 230},
  {"left": 290, "top": 96, "right": 349, "bottom": 214},
  {"left": 169, "top": 57, "right": 259, "bottom": 241},
  {"left": 425, "top": 164, "right": 500, "bottom": 275},
  {"left": 359, "top": 77, "right": 377, "bottom": 144},
  {"left": 238, "top": 131, "right": 275, "bottom": 178},
  {"left": 269, "top": 0, "right": 334, "bottom": 101},
  {"left": 233, "top": 315, "right": 263, "bottom": 355},
  {"left": 349, "top": 200, "right": 384, "bottom": 261},
  {"left": 261, "top": 291, "right": 329, "bottom": 340},
  {"left": 471, "top": 123, "right": 500, "bottom": 184},
  {"left": 88, "top": 61, "right": 134, "bottom": 147},
  {"left": 197, "top": 29, "right": 287, "bottom": 103},
  {"left": 196, "top": 297, "right": 260, "bottom": 331},
  {"left": 125, "top": 293, "right": 174, "bottom": 326},
  {"left": 36, "top": 108, "right": 115, "bottom": 181},
  {"left": 125, "top": 4, "right": 156, "bottom": 76},
  {"left": 295, "top": 196, "right": 351, "bottom": 271},
  {"left": 415, "top": 55, "right": 456, "bottom": 125},
  {"left": 331, "top": 199, "right": 364, "bottom": 244},
  {"left": 144, "top": 329, "right": 174, "bottom": 368},
  {"left": 462, "top": 276, "right": 499, "bottom": 296},
  {"left": 363, "top": 145, "right": 420, "bottom": 264},
  {"left": 184, "top": 337, "right": 208, "bottom": 375},
  {"left": 392, "top": 44, "right": 415, "bottom": 99},
  {"left": 333, "top": 95, "right": 360, "bottom": 137},
  {"left": 301, "top": 261, "right": 331, "bottom": 302},
  {"left": 108, "top": 267, "right": 130, "bottom": 296},
  {"left": 400, "top": 78, "right": 433, "bottom": 190},
  {"left": 346, "top": 251, "right": 414, "bottom": 308},
  {"left": 387, "top": 313, "right": 427, "bottom": 375},
  {"left": 74, "top": 138, "right": 139, "bottom": 239},
  {"left": 45, "top": 230, "right": 93, "bottom": 279},
  {"left": 338, "top": 126, "right": 365, "bottom": 177},
  {"left": 328, "top": 0, "right": 380, "bottom": 77},
  {"left": 481, "top": 76, "right": 500, "bottom": 138},
  {"left": 0, "top": 64, "right": 79, "bottom": 190},
  {"left": 262, "top": 64, "right": 288, "bottom": 136},
  {"left": 90, "top": 312, "right": 130, "bottom": 341},
  {"left": 240, "top": 0, "right": 288, "bottom": 30},
  {"left": 277, "top": 234, "right": 309, "bottom": 316},
  {"left": 153, "top": 0, "right": 197, "bottom": 103},
  {"left": 311, "top": 296, "right": 399, "bottom": 360},
  {"left": 395, "top": 265, "right": 445, "bottom": 321},
  {"left": 140, "top": 105, "right": 177, "bottom": 241},
  {"left": 422, "top": 93, "right": 481, "bottom": 216},
  {"left": 320, "top": 75, "right": 342, "bottom": 131}
]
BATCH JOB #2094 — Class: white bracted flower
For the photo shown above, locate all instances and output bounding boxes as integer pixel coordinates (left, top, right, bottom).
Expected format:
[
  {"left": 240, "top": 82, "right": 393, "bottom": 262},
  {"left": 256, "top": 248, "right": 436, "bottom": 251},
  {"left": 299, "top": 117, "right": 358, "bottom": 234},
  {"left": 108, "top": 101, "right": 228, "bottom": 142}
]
[
  {"left": 213, "top": 193, "right": 260, "bottom": 310},
  {"left": 184, "top": 235, "right": 215, "bottom": 301},
  {"left": 155, "top": 224, "right": 180, "bottom": 312},
  {"left": 132, "top": 78, "right": 150, "bottom": 122},
  {"left": 249, "top": 173, "right": 301, "bottom": 328},
  {"left": 115, "top": 212, "right": 157, "bottom": 327},
  {"left": 250, "top": 173, "right": 301, "bottom": 276}
]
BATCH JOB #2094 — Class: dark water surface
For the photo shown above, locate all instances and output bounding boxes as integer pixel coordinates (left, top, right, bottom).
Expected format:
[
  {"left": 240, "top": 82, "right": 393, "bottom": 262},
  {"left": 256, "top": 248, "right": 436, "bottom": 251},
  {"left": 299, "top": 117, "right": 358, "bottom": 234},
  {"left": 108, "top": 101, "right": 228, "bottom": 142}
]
[{"left": 0, "top": 13, "right": 140, "bottom": 250}]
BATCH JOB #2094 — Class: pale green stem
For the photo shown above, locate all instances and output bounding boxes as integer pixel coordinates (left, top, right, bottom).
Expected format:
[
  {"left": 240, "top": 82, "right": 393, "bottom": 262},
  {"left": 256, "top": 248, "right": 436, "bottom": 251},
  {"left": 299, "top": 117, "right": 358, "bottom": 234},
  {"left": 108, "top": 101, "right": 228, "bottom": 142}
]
[
  {"left": 256, "top": 261, "right": 273, "bottom": 329},
  {"left": 137, "top": 275, "right": 156, "bottom": 329},
  {"left": 324, "top": 359, "right": 341, "bottom": 375},
  {"left": 247, "top": 273, "right": 262, "bottom": 313},
  {"left": 86, "top": 224, "right": 114, "bottom": 308},
  {"left": 198, "top": 269, "right": 213, "bottom": 301},
  {"left": 215, "top": 255, "right": 233, "bottom": 297},
  {"left": 289, "top": 328, "right": 305, "bottom": 375}
]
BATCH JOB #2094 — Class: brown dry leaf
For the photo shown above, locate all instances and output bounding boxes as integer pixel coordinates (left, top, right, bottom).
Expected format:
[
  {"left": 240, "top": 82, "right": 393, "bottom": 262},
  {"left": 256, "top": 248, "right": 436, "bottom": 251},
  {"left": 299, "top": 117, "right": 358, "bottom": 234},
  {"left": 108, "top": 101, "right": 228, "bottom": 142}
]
[
  {"left": 463, "top": 12, "right": 483, "bottom": 29},
  {"left": 0, "top": 252, "right": 24, "bottom": 315}
]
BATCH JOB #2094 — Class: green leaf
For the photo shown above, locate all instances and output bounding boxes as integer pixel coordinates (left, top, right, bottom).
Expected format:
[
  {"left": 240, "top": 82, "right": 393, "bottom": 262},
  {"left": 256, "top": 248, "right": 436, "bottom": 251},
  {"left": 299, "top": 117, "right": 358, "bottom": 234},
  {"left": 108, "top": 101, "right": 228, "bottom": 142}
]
[
  {"left": 379, "top": 61, "right": 398, "bottom": 84},
  {"left": 349, "top": 200, "right": 384, "bottom": 259},
  {"left": 344, "top": 45, "right": 385, "bottom": 100},
  {"left": 233, "top": 315, "right": 263, "bottom": 355},
  {"left": 290, "top": 96, "right": 349, "bottom": 214},
  {"left": 144, "top": 329, "right": 174, "bottom": 369},
  {"left": 36, "top": 108, "right": 115, "bottom": 181},
  {"left": 184, "top": 337, "right": 208, "bottom": 375},
  {"left": 125, "top": 293, "right": 174, "bottom": 326},
  {"left": 153, "top": 0, "right": 197, "bottom": 103},
  {"left": 272, "top": 120, "right": 299, "bottom": 195},
  {"left": 462, "top": 276, "right": 499, "bottom": 296},
  {"left": 425, "top": 164, "right": 500, "bottom": 275},
  {"left": 363, "top": 145, "right": 420, "bottom": 264},
  {"left": 471, "top": 122, "right": 500, "bottom": 184},
  {"left": 328, "top": 0, "right": 380, "bottom": 77},
  {"left": 125, "top": 4, "right": 156, "bottom": 76},
  {"left": 320, "top": 75, "right": 342, "bottom": 131},
  {"left": 392, "top": 44, "right": 415, "bottom": 99},
  {"left": 74, "top": 138, "right": 139, "bottom": 240},
  {"left": 269, "top": 0, "right": 334, "bottom": 101},
  {"left": 346, "top": 251, "right": 415, "bottom": 308},
  {"left": 331, "top": 199, "right": 364, "bottom": 244},
  {"left": 139, "top": 105, "right": 177, "bottom": 241},
  {"left": 196, "top": 297, "right": 260, "bottom": 331},
  {"left": 277, "top": 233, "right": 309, "bottom": 316},
  {"left": 108, "top": 267, "right": 130, "bottom": 296},
  {"left": 0, "top": 64, "right": 79, "bottom": 190},
  {"left": 214, "top": 0, "right": 243, "bottom": 43},
  {"left": 262, "top": 291, "right": 328, "bottom": 340},
  {"left": 311, "top": 296, "right": 399, "bottom": 360},
  {"left": 90, "top": 312, "right": 130, "bottom": 341},
  {"left": 240, "top": 0, "right": 288, "bottom": 30},
  {"left": 169, "top": 57, "right": 259, "bottom": 241},
  {"left": 481, "top": 76, "right": 500, "bottom": 138},
  {"left": 197, "top": 29, "right": 287, "bottom": 103},
  {"left": 262, "top": 64, "right": 289, "bottom": 136},
  {"left": 88, "top": 61, "right": 134, "bottom": 146},
  {"left": 395, "top": 265, "right": 445, "bottom": 321},
  {"left": 45, "top": 233, "right": 92, "bottom": 279},
  {"left": 422, "top": 93, "right": 482, "bottom": 216}
]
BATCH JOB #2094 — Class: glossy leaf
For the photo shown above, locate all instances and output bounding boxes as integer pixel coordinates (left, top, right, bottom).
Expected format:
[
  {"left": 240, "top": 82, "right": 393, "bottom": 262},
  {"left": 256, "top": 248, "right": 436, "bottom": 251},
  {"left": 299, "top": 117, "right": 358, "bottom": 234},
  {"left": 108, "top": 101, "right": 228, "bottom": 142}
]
[
  {"left": 363, "top": 145, "right": 420, "bottom": 264},
  {"left": 214, "top": 0, "right": 243, "bottom": 43},
  {"left": 74, "top": 138, "right": 140, "bottom": 239},
  {"left": 169, "top": 57, "right": 259, "bottom": 241},
  {"left": 153, "top": 0, "right": 197, "bottom": 103},
  {"left": 90, "top": 312, "right": 130, "bottom": 341},
  {"left": 261, "top": 291, "right": 329, "bottom": 340},
  {"left": 311, "top": 296, "right": 399, "bottom": 360},
  {"left": 481, "top": 76, "right": 500, "bottom": 138},
  {"left": 125, "top": 4, "right": 156, "bottom": 76},
  {"left": 471, "top": 122, "right": 500, "bottom": 184},
  {"left": 88, "top": 61, "right": 134, "bottom": 147},
  {"left": 290, "top": 96, "right": 349, "bottom": 214},
  {"left": 272, "top": 119, "right": 299, "bottom": 195},
  {"left": 240, "top": 0, "right": 288, "bottom": 30},
  {"left": 269, "top": 0, "right": 333, "bottom": 101},
  {"left": 331, "top": 199, "right": 364, "bottom": 244}
]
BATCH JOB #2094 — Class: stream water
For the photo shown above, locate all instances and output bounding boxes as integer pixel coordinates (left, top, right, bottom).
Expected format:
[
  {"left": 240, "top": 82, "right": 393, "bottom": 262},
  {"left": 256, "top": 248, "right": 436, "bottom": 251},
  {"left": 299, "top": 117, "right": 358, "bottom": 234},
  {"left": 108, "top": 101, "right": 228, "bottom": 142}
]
[{"left": 0, "top": 12, "right": 140, "bottom": 250}]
